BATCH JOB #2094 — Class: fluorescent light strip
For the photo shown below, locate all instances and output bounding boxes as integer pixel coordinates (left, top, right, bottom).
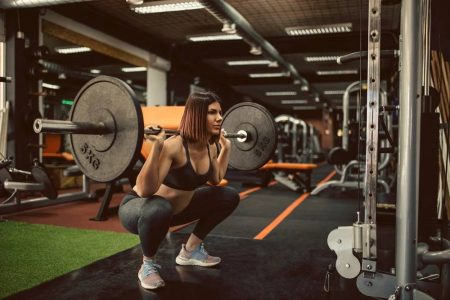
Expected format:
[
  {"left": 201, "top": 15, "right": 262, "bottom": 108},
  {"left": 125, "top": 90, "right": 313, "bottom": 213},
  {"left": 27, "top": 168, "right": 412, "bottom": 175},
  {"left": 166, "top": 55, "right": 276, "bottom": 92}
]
[
  {"left": 281, "top": 100, "right": 308, "bottom": 104},
  {"left": 187, "top": 34, "right": 242, "bottom": 42},
  {"left": 131, "top": 0, "right": 204, "bottom": 14},
  {"left": 324, "top": 90, "right": 346, "bottom": 95},
  {"left": 305, "top": 56, "right": 339, "bottom": 62},
  {"left": 55, "top": 46, "right": 91, "bottom": 54},
  {"left": 121, "top": 66, "right": 147, "bottom": 72},
  {"left": 249, "top": 72, "right": 286, "bottom": 78},
  {"left": 265, "top": 91, "right": 297, "bottom": 96},
  {"left": 286, "top": 22, "right": 352, "bottom": 36},
  {"left": 316, "top": 70, "right": 358, "bottom": 75},
  {"left": 42, "top": 82, "right": 60, "bottom": 90},
  {"left": 227, "top": 60, "right": 271, "bottom": 66},
  {"left": 293, "top": 106, "right": 319, "bottom": 110}
]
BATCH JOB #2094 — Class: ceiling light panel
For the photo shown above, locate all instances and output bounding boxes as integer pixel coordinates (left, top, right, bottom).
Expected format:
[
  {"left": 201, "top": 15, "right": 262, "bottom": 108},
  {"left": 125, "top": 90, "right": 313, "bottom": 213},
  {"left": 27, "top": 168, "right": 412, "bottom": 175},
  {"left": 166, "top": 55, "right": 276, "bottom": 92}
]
[
  {"left": 281, "top": 100, "right": 308, "bottom": 104},
  {"left": 323, "top": 90, "right": 346, "bottom": 95},
  {"left": 249, "top": 72, "right": 286, "bottom": 78},
  {"left": 286, "top": 23, "right": 352, "bottom": 36},
  {"left": 316, "top": 70, "right": 358, "bottom": 75},
  {"left": 227, "top": 60, "right": 271, "bottom": 66},
  {"left": 42, "top": 82, "right": 60, "bottom": 90},
  {"left": 304, "top": 56, "right": 339, "bottom": 62},
  {"left": 55, "top": 46, "right": 91, "bottom": 54},
  {"left": 121, "top": 66, "right": 147, "bottom": 72},
  {"left": 187, "top": 33, "right": 242, "bottom": 42},
  {"left": 130, "top": 0, "right": 204, "bottom": 14},
  {"left": 265, "top": 91, "right": 297, "bottom": 96}
]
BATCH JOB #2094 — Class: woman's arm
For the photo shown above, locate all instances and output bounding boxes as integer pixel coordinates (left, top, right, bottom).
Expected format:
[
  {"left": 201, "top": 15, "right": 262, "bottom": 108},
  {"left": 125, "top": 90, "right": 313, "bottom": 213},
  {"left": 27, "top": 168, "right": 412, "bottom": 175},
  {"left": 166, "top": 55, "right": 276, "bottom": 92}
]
[
  {"left": 134, "top": 129, "right": 174, "bottom": 197},
  {"left": 209, "top": 131, "right": 231, "bottom": 184}
]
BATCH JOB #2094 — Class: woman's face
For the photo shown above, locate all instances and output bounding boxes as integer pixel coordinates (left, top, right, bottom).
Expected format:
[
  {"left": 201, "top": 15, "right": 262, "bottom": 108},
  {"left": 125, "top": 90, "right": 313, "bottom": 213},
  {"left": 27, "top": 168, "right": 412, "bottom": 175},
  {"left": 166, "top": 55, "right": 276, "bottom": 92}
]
[{"left": 206, "top": 101, "right": 223, "bottom": 136}]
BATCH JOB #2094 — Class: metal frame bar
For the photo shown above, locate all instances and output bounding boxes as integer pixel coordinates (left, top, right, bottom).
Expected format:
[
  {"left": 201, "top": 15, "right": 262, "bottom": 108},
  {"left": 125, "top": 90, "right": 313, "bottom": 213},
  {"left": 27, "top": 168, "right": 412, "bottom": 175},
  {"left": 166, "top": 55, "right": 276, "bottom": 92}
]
[
  {"left": 342, "top": 80, "right": 362, "bottom": 150},
  {"left": 363, "top": 0, "right": 382, "bottom": 262},
  {"left": 396, "top": 0, "right": 422, "bottom": 298},
  {"left": 0, "top": 175, "right": 92, "bottom": 215}
]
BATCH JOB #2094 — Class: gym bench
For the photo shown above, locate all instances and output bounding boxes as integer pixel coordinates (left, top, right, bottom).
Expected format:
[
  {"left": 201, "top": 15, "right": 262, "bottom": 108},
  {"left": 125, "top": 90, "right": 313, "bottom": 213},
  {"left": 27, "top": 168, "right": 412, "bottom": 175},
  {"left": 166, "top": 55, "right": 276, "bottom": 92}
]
[{"left": 260, "top": 162, "right": 318, "bottom": 192}]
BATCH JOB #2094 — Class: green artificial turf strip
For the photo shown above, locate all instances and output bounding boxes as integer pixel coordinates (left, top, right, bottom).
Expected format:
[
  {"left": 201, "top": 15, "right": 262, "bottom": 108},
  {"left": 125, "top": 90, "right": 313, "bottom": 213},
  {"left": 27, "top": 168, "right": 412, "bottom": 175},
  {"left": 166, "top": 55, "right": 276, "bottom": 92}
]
[{"left": 0, "top": 220, "right": 139, "bottom": 299}]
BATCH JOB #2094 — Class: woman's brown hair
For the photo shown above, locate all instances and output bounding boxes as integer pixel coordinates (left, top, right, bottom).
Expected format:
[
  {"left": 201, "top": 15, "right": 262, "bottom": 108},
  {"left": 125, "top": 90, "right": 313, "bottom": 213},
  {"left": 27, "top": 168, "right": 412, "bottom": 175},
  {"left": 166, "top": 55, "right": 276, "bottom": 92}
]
[{"left": 179, "top": 91, "right": 221, "bottom": 144}]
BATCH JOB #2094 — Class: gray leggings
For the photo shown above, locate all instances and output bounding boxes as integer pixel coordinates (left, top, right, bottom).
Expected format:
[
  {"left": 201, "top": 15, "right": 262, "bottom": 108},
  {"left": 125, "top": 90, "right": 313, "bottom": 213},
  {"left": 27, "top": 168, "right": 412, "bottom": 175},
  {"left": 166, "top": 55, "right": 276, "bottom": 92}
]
[{"left": 118, "top": 186, "right": 240, "bottom": 257}]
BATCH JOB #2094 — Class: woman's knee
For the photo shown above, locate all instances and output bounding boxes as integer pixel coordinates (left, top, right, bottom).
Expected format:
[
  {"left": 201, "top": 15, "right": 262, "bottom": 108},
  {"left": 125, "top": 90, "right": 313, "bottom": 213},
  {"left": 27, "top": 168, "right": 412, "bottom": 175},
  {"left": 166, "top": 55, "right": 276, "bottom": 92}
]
[{"left": 219, "top": 187, "right": 240, "bottom": 211}]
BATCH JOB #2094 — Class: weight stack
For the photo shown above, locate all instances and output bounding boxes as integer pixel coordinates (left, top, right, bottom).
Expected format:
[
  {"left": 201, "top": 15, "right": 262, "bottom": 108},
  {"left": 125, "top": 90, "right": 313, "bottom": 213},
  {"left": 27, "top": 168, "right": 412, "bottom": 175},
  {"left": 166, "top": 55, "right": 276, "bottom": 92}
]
[{"left": 418, "top": 112, "right": 439, "bottom": 242}]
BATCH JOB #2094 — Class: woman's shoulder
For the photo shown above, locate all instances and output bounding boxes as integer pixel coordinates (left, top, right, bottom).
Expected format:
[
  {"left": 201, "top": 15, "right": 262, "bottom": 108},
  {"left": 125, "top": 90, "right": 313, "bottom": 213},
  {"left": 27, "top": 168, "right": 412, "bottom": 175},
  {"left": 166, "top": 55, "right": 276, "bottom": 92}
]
[{"left": 164, "top": 135, "right": 184, "bottom": 153}]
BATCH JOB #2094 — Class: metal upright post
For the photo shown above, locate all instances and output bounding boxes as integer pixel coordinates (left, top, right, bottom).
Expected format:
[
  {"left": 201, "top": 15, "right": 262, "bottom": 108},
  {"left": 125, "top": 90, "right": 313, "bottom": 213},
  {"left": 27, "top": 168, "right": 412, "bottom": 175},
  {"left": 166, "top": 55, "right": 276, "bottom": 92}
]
[
  {"left": 363, "top": 0, "right": 382, "bottom": 266},
  {"left": 396, "top": 0, "right": 422, "bottom": 298},
  {"left": 342, "top": 80, "right": 362, "bottom": 151}
]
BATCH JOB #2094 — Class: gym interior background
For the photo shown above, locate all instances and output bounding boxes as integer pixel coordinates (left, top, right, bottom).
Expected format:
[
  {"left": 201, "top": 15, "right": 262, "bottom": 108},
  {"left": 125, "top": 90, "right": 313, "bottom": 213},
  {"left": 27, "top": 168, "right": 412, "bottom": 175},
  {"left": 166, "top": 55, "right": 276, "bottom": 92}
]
[{"left": 1, "top": 0, "right": 450, "bottom": 299}]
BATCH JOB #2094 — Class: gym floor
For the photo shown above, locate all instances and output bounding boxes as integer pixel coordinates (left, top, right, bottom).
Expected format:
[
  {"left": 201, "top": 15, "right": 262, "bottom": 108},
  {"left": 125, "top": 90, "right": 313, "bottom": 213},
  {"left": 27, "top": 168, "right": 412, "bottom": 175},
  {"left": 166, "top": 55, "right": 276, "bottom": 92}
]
[{"left": 1, "top": 165, "right": 396, "bottom": 300}]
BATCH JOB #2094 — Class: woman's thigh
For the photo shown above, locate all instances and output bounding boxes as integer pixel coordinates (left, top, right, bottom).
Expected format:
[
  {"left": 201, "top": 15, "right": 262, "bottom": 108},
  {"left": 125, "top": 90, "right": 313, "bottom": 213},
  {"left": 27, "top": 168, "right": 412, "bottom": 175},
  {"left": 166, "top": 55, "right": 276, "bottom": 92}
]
[{"left": 171, "top": 186, "right": 239, "bottom": 226}]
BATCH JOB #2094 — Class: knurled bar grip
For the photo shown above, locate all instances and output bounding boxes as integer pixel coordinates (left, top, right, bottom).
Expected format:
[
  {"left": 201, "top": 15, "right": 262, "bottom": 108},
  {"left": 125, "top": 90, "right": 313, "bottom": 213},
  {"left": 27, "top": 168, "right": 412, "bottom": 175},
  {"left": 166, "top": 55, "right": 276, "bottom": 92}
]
[{"left": 144, "top": 127, "right": 247, "bottom": 139}]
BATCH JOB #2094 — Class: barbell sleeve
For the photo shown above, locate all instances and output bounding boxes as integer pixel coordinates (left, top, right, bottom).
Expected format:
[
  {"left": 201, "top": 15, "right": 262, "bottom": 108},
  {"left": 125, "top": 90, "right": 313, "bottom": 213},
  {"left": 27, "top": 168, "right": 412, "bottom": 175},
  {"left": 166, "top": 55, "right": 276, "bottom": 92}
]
[{"left": 33, "top": 119, "right": 110, "bottom": 135}]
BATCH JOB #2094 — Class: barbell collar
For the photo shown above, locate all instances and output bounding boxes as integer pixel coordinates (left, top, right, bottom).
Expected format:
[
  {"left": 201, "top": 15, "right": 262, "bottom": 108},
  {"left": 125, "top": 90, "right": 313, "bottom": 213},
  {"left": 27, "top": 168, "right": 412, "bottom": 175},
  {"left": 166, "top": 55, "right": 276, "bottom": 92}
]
[{"left": 33, "top": 119, "right": 111, "bottom": 135}]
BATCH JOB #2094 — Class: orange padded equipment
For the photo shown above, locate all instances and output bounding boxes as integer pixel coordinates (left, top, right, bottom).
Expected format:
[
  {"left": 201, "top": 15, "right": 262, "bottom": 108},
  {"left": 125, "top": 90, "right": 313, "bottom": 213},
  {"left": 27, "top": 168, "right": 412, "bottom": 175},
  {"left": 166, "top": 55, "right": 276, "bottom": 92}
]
[
  {"left": 259, "top": 162, "right": 318, "bottom": 192},
  {"left": 42, "top": 134, "right": 74, "bottom": 161},
  {"left": 140, "top": 106, "right": 185, "bottom": 159}
]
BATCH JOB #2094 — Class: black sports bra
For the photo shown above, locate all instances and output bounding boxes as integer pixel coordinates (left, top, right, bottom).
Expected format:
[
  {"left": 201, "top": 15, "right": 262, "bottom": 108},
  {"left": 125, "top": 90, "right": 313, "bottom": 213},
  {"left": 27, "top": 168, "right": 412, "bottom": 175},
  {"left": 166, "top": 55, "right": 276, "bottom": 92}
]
[{"left": 162, "top": 138, "right": 212, "bottom": 191}]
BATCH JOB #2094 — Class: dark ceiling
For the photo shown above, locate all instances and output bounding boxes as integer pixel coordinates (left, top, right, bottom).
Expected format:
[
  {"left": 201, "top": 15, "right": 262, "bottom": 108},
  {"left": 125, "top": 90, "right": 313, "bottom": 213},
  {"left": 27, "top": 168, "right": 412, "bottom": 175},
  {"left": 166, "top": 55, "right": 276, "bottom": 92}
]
[{"left": 23, "top": 0, "right": 403, "bottom": 111}]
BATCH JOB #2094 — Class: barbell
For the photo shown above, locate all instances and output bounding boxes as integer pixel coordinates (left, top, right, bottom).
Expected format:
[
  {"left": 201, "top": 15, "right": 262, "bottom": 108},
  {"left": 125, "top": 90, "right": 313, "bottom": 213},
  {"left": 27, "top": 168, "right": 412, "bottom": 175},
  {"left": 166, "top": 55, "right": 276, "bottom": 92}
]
[{"left": 33, "top": 76, "right": 277, "bottom": 183}]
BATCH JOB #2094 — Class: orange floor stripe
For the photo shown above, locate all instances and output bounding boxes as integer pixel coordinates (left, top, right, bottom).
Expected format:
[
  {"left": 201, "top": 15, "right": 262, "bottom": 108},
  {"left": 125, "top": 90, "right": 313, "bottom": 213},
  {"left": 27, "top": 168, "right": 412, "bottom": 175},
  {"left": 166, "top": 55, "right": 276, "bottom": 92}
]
[
  {"left": 253, "top": 193, "right": 309, "bottom": 240},
  {"left": 253, "top": 170, "right": 337, "bottom": 240}
]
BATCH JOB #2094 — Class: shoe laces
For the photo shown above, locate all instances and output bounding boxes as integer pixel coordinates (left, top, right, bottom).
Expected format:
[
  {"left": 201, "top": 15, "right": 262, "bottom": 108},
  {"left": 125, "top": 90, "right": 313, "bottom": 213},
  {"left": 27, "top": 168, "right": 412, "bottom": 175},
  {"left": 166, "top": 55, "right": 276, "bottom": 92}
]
[
  {"left": 199, "top": 243, "right": 208, "bottom": 256},
  {"left": 142, "top": 260, "right": 161, "bottom": 277}
]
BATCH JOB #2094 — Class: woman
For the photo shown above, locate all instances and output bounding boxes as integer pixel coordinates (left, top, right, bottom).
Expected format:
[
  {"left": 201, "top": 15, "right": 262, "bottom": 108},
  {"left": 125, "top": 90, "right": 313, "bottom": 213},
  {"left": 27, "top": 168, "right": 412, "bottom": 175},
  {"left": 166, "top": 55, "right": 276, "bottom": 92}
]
[{"left": 118, "top": 91, "right": 240, "bottom": 290}]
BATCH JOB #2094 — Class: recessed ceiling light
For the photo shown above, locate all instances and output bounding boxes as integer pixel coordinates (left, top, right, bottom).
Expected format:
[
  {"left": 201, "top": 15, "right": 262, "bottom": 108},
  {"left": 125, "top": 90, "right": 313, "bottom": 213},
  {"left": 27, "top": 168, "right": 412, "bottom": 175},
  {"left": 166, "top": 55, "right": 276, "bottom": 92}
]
[
  {"left": 281, "top": 100, "right": 308, "bottom": 104},
  {"left": 42, "top": 82, "right": 60, "bottom": 90},
  {"left": 316, "top": 70, "right": 358, "bottom": 75},
  {"left": 265, "top": 91, "right": 297, "bottom": 96},
  {"left": 286, "top": 23, "right": 352, "bottom": 36},
  {"left": 305, "top": 55, "right": 340, "bottom": 62},
  {"left": 121, "top": 66, "right": 147, "bottom": 72},
  {"left": 323, "top": 90, "right": 346, "bottom": 95},
  {"left": 249, "top": 72, "right": 287, "bottom": 78},
  {"left": 130, "top": 0, "right": 204, "bottom": 14},
  {"left": 226, "top": 60, "right": 271, "bottom": 66},
  {"left": 187, "top": 33, "right": 242, "bottom": 42},
  {"left": 55, "top": 46, "right": 91, "bottom": 54}
]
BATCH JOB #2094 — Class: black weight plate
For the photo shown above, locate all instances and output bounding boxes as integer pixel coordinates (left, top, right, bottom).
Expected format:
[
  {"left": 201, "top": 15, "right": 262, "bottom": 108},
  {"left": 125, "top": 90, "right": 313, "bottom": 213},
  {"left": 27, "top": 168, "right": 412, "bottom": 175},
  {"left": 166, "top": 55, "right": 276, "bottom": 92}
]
[
  {"left": 69, "top": 76, "right": 143, "bottom": 182},
  {"left": 222, "top": 102, "right": 277, "bottom": 170},
  {"left": 31, "top": 163, "right": 58, "bottom": 200}
]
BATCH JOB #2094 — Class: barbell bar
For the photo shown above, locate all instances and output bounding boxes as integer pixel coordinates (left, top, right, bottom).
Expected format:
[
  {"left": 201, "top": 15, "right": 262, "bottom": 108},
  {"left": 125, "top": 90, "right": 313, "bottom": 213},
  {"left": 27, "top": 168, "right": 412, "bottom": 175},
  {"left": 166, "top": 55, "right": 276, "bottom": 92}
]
[
  {"left": 34, "top": 119, "right": 248, "bottom": 141},
  {"left": 32, "top": 76, "right": 277, "bottom": 183}
]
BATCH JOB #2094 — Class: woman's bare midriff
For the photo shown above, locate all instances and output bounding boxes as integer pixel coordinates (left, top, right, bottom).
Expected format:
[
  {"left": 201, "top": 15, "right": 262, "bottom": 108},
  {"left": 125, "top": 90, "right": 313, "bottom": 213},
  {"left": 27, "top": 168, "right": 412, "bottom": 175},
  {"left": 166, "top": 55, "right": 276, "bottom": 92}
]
[{"left": 154, "top": 184, "right": 195, "bottom": 214}]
